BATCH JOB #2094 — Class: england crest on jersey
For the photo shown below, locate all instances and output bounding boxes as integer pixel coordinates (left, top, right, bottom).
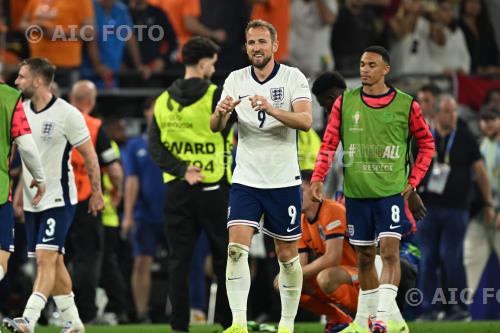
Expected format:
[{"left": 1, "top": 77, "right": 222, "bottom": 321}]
[
  {"left": 41, "top": 121, "right": 55, "bottom": 141},
  {"left": 270, "top": 87, "right": 284, "bottom": 102}
]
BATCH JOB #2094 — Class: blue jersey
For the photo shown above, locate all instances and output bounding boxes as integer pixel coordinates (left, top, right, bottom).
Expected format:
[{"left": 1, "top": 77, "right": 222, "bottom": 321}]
[
  {"left": 124, "top": 135, "right": 166, "bottom": 224},
  {"left": 81, "top": 0, "right": 134, "bottom": 87}
]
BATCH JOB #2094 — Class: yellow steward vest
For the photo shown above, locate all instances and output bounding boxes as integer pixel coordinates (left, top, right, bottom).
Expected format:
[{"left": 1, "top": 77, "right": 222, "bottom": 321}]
[{"left": 153, "top": 84, "right": 232, "bottom": 183}]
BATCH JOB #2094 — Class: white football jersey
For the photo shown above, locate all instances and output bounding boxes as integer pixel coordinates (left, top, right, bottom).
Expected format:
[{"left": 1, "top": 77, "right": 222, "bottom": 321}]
[
  {"left": 22, "top": 97, "right": 90, "bottom": 212},
  {"left": 220, "top": 64, "right": 311, "bottom": 188}
]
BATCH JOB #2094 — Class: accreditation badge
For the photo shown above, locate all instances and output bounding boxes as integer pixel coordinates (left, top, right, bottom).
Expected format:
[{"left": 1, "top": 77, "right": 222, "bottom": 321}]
[{"left": 427, "top": 163, "right": 451, "bottom": 194}]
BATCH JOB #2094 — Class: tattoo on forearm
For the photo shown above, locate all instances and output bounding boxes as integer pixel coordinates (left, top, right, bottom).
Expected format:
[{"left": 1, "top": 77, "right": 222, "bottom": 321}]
[{"left": 86, "top": 158, "right": 102, "bottom": 193}]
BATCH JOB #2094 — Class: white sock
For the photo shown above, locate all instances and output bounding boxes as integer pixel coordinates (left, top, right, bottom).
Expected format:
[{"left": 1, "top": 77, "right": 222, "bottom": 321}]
[
  {"left": 354, "top": 288, "right": 379, "bottom": 328},
  {"left": 389, "top": 297, "right": 404, "bottom": 323},
  {"left": 377, "top": 284, "right": 398, "bottom": 323},
  {"left": 53, "top": 292, "right": 83, "bottom": 326},
  {"left": 278, "top": 256, "right": 303, "bottom": 333},
  {"left": 0, "top": 265, "right": 5, "bottom": 281},
  {"left": 23, "top": 292, "right": 47, "bottom": 328},
  {"left": 226, "top": 243, "right": 250, "bottom": 327}
]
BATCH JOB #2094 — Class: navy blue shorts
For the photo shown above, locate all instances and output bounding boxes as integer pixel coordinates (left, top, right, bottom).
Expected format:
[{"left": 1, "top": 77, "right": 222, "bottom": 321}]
[
  {"left": 227, "top": 183, "right": 302, "bottom": 241},
  {"left": 131, "top": 221, "right": 166, "bottom": 257},
  {"left": 345, "top": 194, "right": 405, "bottom": 246},
  {"left": 0, "top": 203, "right": 15, "bottom": 252},
  {"left": 25, "top": 205, "right": 76, "bottom": 257}
]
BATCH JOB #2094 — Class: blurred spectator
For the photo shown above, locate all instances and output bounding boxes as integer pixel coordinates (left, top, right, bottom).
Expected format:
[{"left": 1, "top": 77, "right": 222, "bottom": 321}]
[
  {"left": 388, "top": 0, "right": 439, "bottom": 75},
  {"left": 121, "top": 99, "right": 167, "bottom": 323},
  {"left": 1, "top": 0, "right": 30, "bottom": 75},
  {"left": 127, "top": 0, "right": 178, "bottom": 76},
  {"left": 147, "top": 0, "right": 227, "bottom": 60},
  {"left": 199, "top": 0, "right": 251, "bottom": 71},
  {"left": 456, "top": 74, "right": 500, "bottom": 112},
  {"left": 18, "top": 0, "right": 94, "bottom": 86},
  {"left": 251, "top": 0, "right": 290, "bottom": 62},
  {"left": 82, "top": 0, "right": 149, "bottom": 89},
  {"left": 330, "top": 0, "right": 377, "bottom": 73},
  {"left": 6, "top": 0, "right": 30, "bottom": 31},
  {"left": 483, "top": 88, "right": 500, "bottom": 108},
  {"left": 484, "top": 0, "right": 500, "bottom": 60},
  {"left": 381, "top": 0, "right": 402, "bottom": 22},
  {"left": 289, "top": 0, "right": 337, "bottom": 78},
  {"left": 458, "top": 0, "right": 499, "bottom": 73},
  {"left": 100, "top": 118, "right": 129, "bottom": 324},
  {"left": 417, "top": 83, "right": 441, "bottom": 127},
  {"left": 417, "top": 95, "right": 494, "bottom": 320},
  {"left": 464, "top": 106, "right": 500, "bottom": 302},
  {"left": 67, "top": 80, "right": 123, "bottom": 324},
  {"left": 429, "top": 0, "right": 471, "bottom": 74},
  {"left": 357, "top": 0, "right": 392, "bottom": 49}
]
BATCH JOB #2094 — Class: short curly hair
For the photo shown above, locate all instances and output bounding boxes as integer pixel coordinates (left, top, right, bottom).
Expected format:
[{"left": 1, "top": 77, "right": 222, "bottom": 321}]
[{"left": 182, "top": 36, "right": 220, "bottom": 66}]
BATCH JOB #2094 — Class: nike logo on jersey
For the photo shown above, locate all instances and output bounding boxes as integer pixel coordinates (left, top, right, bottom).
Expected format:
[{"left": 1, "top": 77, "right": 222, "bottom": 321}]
[
  {"left": 389, "top": 224, "right": 401, "bottom": 230},
  {"left": 42, "top": 237, "right": 55, "bottom": 242},
  {"left": 287, "top": 226, "right": 299, "bottom": 233},
  {"left": 227, "top": 277, "right": 243, "bottom": 281},
  {"left": 238, "top": 94, "right": 250, "bottom": 99}
]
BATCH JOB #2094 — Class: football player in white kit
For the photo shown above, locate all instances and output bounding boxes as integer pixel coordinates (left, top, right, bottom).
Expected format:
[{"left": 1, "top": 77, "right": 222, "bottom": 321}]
[
  {"left": 210, "top": 20, "right": 312, "bottom": 333},
  {"left": 3, "top": 58, "right": 104, "bottom": 333}
]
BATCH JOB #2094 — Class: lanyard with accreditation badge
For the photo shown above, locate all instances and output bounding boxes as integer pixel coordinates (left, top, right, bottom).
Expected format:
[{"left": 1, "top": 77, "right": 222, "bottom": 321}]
[{"left": 427, "top": 129, "right": 456, "bottom": 194}]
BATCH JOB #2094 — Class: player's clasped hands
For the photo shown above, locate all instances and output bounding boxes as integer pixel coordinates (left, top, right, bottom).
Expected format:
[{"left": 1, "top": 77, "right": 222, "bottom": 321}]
[
  {"left": 249, "top": 95, "right": 271, "bottom": 113},
  {"left": 217, "top": 96, "right": 240, "bottom": 116}
]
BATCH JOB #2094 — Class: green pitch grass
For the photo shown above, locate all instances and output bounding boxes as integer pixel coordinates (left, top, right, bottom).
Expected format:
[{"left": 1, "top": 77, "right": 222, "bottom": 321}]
[{"left": 28, "top": 321, "right": 500, "bottom": 333}]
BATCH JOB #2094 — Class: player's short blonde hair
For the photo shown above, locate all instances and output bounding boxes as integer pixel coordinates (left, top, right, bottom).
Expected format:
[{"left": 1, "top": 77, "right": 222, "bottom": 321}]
[{"left": 245, "top": 19, "right": 277, "bottom": 42}]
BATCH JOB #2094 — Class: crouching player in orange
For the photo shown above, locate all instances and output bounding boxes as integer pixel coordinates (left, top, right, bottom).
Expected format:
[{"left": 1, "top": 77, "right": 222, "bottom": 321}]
[{"left": 297, "top": 170, "right": 358, "bottom": 333}]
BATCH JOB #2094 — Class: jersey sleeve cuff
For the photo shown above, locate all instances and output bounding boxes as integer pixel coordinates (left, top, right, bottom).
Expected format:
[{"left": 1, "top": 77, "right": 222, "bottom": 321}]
[
  {"left": 72, "top": 135, "right": 90, "bottom": 148},
  {"left": 311, "top": 175, "right": 324, "bottom": 182},
  {"left": 408, "top": 178, "right": 418, "bottom": 189}
]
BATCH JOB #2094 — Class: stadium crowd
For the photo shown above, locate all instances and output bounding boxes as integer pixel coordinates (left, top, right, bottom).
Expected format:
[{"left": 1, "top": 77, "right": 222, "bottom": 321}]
[{"left": 0, "top": 0, "right": 499, "bottom": 332}]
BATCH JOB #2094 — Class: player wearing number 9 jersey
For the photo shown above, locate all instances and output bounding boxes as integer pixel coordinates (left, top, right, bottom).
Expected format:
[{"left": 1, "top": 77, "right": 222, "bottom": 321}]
[{"left": 210, "top": 20, "right": 312, "bottom": 333}]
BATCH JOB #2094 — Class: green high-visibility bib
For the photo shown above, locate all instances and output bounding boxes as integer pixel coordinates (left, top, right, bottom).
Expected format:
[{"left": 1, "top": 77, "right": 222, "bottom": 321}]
[
  {"left": 0, "top": 84, "right": 22, "bottom": 204},
  {"left": 341, "top": 87, "right": 413, "bottom": 198}
]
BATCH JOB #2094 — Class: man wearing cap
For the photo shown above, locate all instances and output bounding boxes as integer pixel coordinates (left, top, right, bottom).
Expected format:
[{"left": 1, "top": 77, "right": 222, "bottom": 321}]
[{"left": 464, "top": 105, "right": 500, "bottom": 302}]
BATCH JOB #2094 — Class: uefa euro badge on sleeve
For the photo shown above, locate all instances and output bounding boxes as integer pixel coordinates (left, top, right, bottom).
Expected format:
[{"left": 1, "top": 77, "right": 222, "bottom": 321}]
[{"left": 427, "top": 163, "right": 451, "bottom": 194}]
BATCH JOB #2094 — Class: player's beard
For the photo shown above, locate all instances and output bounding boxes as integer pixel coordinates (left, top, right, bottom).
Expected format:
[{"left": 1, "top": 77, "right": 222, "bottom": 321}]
[
  {"left": 250, "top": 53, "right": 272, "bottom": 69},
  {"left": 20, "top": 86, "right": 35, "bottom": 99}
]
